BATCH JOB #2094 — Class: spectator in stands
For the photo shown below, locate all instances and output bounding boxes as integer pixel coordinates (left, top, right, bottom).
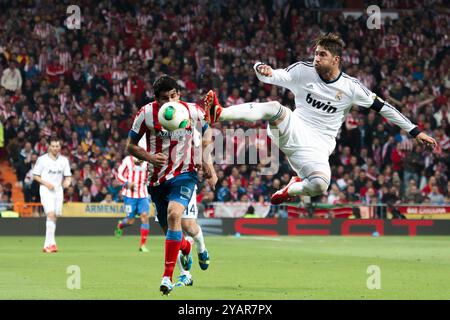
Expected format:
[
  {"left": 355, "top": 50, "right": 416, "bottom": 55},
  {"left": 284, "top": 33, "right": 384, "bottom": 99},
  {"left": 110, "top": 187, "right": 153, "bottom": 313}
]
[
  {"left": 107, "top": 179, "right": 122, "bottom": 202},
  {"left": 402, "top": 145, "right": 424, "bottom": 190},
  {"left": 428, "top": 186, "right": 445, "bottom": 205},
  {"left": 0, "top": 115, "right": 4, "bottom": 159},
  {"left": 0, "top": 193, "right": 12, "bottom": 211},
  {"left": 404, "top": 180, "right": 424, "bottom": 204},
  {"left": 216, "top": 179, "right": 231, "bottom": 202},
  {"left": 327, "top": 183, "right": 340, "bottom": 204},
  {"left": 23, "top": 153, "right": 39, "bottom": 202},
  {"left": 100, "top": 193, "right": 115, "bottom": 204},
  {"left": 80, "top": 186, "right": 92, "bottom": 203},
  {"left": 0, "top": 184, "right": 5, "bottom": 202},
  {"left": 64, "top": 185, "right": 80, "bottom": 202},
  {"left": 422, "top": 176, "right": 442, "bottom": 197},
  {"left": 1, "top": 60, "right": 22, "bottom": 93},
  {"left": 2, "top": 183, "right": 12, "bottom": 202},
  {"left": 346, "top": 184, "right": 361, "bottom": 202}
]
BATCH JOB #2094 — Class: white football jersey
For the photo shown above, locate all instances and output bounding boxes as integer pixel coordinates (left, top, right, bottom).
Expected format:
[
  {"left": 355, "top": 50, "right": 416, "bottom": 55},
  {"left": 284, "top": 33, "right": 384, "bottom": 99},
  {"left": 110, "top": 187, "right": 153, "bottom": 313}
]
[
  {"left": 254, "top": 61, "right": 418, "bottom": 138},
  {"left": 33, "top": 153, "right": 71, "bottom": 191}
]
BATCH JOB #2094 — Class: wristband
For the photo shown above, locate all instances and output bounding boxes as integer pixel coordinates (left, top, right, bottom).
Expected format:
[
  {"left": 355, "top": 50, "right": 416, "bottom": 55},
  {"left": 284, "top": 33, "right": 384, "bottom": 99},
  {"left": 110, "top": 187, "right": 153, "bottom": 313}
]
[{"left": 409, "top": 127, "right": 421, "bottom": 138}]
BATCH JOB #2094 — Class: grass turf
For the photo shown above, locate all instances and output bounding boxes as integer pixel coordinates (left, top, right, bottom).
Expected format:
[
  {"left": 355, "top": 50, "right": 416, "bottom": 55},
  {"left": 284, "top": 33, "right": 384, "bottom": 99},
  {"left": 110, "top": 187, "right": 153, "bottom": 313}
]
[{"left": 0, "top": 235, "right": 449, "bottom": 300}]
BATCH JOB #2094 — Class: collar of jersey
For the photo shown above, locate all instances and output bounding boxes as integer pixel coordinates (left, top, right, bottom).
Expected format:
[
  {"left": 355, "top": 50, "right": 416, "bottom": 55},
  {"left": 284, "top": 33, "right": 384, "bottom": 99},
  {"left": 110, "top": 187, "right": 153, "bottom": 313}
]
[{"left": 318, "top": 70, "right": 342, "bottom": 84}]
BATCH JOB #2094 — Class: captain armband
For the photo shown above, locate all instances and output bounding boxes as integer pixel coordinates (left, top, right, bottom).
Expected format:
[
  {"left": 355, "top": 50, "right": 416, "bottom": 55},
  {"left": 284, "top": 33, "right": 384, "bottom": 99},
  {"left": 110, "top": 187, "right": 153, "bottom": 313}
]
[
  {"left": 409, "top": 127, "right": 421, "bottom": 138},
  {"left": 370, "top": 96, "right": 384, "bottom": 112}
]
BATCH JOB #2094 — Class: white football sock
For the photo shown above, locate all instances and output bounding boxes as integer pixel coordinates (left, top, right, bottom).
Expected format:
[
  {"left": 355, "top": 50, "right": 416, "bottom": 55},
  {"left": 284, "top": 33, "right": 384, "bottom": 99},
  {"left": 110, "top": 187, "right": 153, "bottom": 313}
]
[
  {"left": 220, "top": 101, "right": 284, "bottom": 122},
  {"left": 45, "top": 219, "right": 56, "bottom": 247},
  {"left": 193, "top": 227, "right": 206, "bottom": 254},
  {"left": 287, "top": 176, "right": 330, "bottom": 197},
  {"left": 176, "top": 251, "right": 191, "bottom": 276}
]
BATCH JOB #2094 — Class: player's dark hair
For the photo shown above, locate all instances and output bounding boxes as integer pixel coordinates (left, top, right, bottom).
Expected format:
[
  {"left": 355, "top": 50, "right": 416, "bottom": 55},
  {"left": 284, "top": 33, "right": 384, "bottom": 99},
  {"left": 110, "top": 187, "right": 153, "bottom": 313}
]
[
  {"left": 49, "top": 137, "right": 60, "bottom": 145},
  {"left": 153, "top": 75, "right": 179, "bottom": 98},
  {"left": 315, "top": 33, "right": 345, "bottom": 58}
]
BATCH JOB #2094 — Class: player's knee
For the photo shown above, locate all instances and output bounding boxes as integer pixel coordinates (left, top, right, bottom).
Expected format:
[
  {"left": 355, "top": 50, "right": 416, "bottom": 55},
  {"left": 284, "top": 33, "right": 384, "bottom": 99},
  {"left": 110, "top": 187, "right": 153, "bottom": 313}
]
[
  {"left": 308, "top": 176, "right": 329, "bottom": 196},
  {"left": 167, "top": 208, "right": 182, "bottom": 224},
  {"left": 182, "top": 220, "right": 199, "bottom": 237},
  {"left": 268, "top": 100, "right": 282, "bottom": 110},
  {"left": 140, "top": 213, "right": 149, "bottom": 221},
  {"left": 267, "top": 101, "right": 286, "bottom": 123}
]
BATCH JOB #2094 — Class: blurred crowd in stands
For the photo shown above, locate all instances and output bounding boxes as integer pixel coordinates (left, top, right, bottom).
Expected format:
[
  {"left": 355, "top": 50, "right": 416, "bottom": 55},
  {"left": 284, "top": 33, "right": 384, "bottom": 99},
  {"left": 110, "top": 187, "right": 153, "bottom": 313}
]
[{"left": 0, "top": 0, "right": 449, "bottom": 208}]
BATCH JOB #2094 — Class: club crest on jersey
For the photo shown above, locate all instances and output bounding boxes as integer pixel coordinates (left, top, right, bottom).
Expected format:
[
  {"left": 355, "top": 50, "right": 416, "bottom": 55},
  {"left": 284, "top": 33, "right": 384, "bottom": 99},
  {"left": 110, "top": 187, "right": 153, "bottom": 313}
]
[
  {"left": 335, "top": 91, "right": 343, "bottom": 101},
  {"left": 306, "top": 93, "right": 337, "bottom": 113}
]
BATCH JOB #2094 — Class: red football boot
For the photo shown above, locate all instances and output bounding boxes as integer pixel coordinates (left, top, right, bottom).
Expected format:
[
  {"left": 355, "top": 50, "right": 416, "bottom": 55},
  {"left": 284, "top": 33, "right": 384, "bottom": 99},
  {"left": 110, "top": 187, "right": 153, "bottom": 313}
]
[
  {"left": 42, "top": 247, "right": 52, "bottom": 253},
  {"left": 270, "top": 176, "right": 302, "bottom": 205}
]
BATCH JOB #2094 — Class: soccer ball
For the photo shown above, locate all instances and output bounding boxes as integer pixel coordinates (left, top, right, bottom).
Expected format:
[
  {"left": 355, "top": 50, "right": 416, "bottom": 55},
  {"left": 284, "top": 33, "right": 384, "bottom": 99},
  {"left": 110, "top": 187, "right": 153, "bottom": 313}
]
[{"left": 158, "top": 101, "right": 190, "bottom": 131}]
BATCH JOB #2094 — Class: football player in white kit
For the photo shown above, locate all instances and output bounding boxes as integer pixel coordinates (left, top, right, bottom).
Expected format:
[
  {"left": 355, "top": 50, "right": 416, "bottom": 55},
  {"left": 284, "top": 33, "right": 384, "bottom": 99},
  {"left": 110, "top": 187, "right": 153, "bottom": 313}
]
[
  {"left": 33, "top": 138, "right": 72, "bottom": 253},
  {"left": 203, "top": 33, "right": 437, "bottom": 204}
]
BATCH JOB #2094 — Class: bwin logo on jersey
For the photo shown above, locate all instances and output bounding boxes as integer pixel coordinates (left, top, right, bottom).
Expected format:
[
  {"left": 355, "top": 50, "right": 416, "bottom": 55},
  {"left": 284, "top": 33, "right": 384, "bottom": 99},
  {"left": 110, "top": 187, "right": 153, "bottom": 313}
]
[{"left": 306, "top": 93, "right": 337, "bottom": 113}]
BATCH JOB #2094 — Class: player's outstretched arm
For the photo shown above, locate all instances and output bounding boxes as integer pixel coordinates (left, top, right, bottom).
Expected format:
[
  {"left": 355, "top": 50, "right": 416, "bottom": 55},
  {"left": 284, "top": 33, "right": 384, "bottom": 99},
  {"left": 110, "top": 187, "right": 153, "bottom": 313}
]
[
  {"left": 376, "top": 98, "right": 437, "bottom": 150},
  {"left": 353, "top": 83, "right": 438, "bottom": 151},
  {"left": 253, "top": 62, "right": 295, "bottom": 88}
]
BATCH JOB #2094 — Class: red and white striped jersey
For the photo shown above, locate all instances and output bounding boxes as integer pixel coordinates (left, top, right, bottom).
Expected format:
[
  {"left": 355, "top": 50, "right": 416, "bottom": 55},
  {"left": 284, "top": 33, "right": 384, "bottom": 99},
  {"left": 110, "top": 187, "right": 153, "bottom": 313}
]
[
  {"left": 34, "top": 23, "right": 52, "bottom": 39},
  {"left": 130, "top": 100, "right": 207, "bottom": 187},
  {"left": 38, "top": 51, "right": 48, "bottom": 71},
  {"left": 57, "top": 51, "right": 72, "bottom": 71},
  {"left": 112, "top": 69, "right": 128, "bottom": 81},
  {"left": 116, "top": 156, "right": 149, "bottom": 198}
]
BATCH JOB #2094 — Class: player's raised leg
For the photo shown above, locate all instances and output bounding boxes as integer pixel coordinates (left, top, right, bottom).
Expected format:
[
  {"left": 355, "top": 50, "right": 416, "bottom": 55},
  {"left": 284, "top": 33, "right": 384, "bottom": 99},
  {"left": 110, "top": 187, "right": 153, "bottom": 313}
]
[
  {"left": 271, "top": 162, "right": 331, "bottom": 204},
  {"left": 204, "top": 90, "right": 288, "bottom": 125}
]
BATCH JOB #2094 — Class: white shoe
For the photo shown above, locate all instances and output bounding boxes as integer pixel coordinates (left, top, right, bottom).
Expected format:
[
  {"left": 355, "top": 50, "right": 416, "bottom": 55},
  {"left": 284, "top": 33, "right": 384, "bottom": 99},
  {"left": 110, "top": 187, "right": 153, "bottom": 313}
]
[{"left": 160, "top": 277, "right": 173, "bottom": 296}]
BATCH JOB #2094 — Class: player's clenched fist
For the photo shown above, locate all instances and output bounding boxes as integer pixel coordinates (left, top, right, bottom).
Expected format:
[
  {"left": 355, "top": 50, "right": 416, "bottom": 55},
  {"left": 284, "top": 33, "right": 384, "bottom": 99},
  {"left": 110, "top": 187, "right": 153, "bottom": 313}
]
[
  {"left": 257, "top": 64, "right": 273, "bottom": 77},
  {"left": 415, "top": 132, "right": 438, "bottom": 150}
]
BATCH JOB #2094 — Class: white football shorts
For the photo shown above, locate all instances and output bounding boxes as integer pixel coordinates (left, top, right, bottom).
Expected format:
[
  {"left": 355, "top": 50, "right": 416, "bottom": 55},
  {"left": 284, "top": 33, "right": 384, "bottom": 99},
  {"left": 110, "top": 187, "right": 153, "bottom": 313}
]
[
  {"left": 182, "top": 186, "right": 198, "bottom": 219},
  {"left": 267, "top": 107, "right": 335, "bottom": 179},
  {"left": 40, "top": 187, "right": 64, "bottom": 216}
]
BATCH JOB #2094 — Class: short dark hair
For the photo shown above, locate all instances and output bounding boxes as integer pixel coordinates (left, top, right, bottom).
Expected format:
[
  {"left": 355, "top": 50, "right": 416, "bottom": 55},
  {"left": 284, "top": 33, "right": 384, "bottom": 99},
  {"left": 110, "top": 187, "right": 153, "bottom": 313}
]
[
  {"left": 49, "top": 137, "right": 60, "bottom": 145},
  {"left": 153, "top": 75, "right": 179, "bottom": 98},
  {"left": 314, "top": 33, "right": 345, "bottom": 58}
]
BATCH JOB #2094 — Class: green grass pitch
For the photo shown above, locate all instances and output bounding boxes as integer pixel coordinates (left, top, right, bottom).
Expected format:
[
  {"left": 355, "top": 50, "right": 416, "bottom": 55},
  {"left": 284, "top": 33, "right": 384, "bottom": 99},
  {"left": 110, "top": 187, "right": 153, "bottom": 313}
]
[{"left": 1, "top": 235, "right": 450, "bottom": 300}]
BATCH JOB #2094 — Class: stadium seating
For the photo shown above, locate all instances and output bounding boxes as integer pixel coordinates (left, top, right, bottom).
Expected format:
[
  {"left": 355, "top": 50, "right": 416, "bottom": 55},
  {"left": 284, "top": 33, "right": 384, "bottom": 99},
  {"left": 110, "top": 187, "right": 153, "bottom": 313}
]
[{"left": 0, "top": 0, "right": 448, "bottom": 208}]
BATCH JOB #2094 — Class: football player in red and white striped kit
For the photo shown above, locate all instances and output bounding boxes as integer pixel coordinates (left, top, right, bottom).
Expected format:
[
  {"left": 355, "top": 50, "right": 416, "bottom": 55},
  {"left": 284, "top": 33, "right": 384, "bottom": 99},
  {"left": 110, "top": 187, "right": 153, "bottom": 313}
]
[
  {"left": 114, "top": 155, "right": 151, "bottom": 252},
  {"left": 127, "top": 75, "right": 217, "bottom": 295}
]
